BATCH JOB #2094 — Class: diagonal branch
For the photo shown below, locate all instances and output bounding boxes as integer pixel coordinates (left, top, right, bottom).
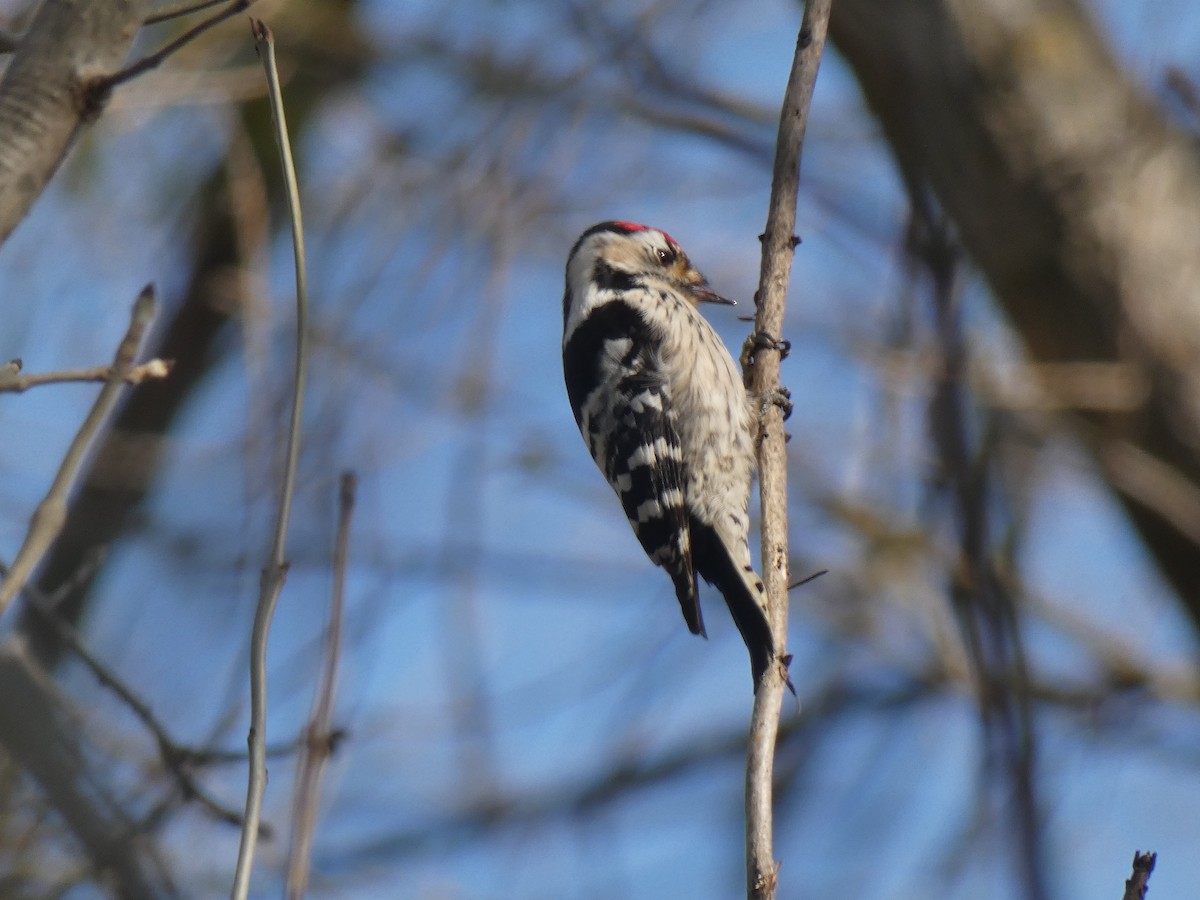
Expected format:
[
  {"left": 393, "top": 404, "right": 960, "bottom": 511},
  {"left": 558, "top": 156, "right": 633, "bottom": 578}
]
[
  {"left": 19, "top": 578, "right": 260, "bottom": 833},
  {"left": 0, "top": 286, "right": 158, "bottom": 615},
  {"left": 97, "top": 0, "right": 253, "bottom": 93},
  {"left": 145, "top": 0, "right": 234, "bottom": 25},
  {"left": 742, "top": 4, "right": 832, "bottom": 899}
]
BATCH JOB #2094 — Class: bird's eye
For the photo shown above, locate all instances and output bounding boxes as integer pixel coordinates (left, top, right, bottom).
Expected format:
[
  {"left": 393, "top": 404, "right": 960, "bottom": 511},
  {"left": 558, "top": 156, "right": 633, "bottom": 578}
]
[{"left": 656, "top": 247, "right": 675, "bottom": 266}]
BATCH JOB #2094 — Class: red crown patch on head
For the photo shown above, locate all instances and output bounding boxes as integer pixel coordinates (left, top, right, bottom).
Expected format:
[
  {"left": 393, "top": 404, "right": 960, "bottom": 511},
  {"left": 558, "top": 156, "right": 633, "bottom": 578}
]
[{"left": 613, "top": 220, "right": 677, "bottom": 247}]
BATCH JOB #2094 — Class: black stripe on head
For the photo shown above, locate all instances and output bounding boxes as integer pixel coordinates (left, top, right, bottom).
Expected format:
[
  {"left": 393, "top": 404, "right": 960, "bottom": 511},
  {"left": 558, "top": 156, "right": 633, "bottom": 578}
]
[
  {"left": 563, "top": 221, "right": 661, "bottom": 329},
  {"left": 592, "top": 260, "right": 636, "bottom": 293}
]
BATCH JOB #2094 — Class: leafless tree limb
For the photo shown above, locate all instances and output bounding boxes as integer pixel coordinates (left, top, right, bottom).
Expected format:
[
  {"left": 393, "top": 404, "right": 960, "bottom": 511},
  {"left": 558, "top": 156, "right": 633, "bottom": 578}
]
[
  {"left": 285, "top": 472, "right": 356, "bottom": 899},
  {"left": 0, "top": 0, "right": 158, "bottom": 245},
  {"left": 743, "top": 3, "right": 831, "bottom": 898},
  {"left": 98, "top": 0, "right": 253, "bottom": 93},
  {"left": 0, "top": 358, "right": 173, "bottom": 393},
  {"left": 0, "top": 641, "right": 181, "bottom": 897},
  {"left": 232, "top": 19, "right": 310, "bottom": 900},
  {"left": 909, "top": 193, "right": 1046, "bottom": 900},
  {"left": 339, "top": 672, "right": 936, "bottom": 864},
  {"left": 1122, "top": 851, "right": 1157, "bottom": 900},
  {"left": 0, "top": 286, "right": 157, "bottom": 615},
  {"left": 21, "top": 583, "right": 260, "bottom": 834},
  {"left": 827, "top": 0, "right": 1200, "bottom": 626},
  {"left": 144, "top": 0, "right": 233, "bottom": 26}
]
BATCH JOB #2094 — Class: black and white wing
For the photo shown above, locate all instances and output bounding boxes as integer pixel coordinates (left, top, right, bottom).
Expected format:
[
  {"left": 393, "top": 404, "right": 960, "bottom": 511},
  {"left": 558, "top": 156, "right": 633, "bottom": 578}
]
[{"left": 563, "top": 302, "right": 704, "bottom": 636}]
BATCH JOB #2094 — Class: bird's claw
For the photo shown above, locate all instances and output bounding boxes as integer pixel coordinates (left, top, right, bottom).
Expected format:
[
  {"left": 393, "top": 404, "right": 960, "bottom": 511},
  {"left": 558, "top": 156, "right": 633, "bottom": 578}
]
[
  {"left": 740, "top": 331, "right": 791, "bottom": 371},
  {"left": 761, "top": 386, "right": 793, "bottom": 422},
  {"left": 752, "top": 331, "right": 791, "bottom": 358}
]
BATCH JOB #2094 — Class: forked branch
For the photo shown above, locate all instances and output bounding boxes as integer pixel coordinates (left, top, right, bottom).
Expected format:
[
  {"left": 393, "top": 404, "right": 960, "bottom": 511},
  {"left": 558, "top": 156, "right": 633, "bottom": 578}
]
[{"left": 0, "top": 286, "right": 157, "bottom": 615}]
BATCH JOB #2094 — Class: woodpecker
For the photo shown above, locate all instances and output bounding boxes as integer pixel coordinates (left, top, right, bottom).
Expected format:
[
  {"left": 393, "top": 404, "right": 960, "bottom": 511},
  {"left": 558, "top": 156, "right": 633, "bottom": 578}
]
[{"left": 561, "top": 220, "right": 775, "bottom": 687}]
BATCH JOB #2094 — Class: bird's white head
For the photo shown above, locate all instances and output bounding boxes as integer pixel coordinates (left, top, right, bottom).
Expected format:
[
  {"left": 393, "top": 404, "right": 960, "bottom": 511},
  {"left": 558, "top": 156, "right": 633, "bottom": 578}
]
[{"left": 563, "top": 221, "right": 733, "bottom": 337}]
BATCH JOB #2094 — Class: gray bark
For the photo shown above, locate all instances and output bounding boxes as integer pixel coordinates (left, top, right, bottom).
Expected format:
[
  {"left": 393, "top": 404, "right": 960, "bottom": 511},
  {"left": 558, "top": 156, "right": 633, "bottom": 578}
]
[
  {"left": 0, "top": 0, "right": 156, "bottom": 245},
  {"left": 829, "top": 0, "right": 1200, "bottom": 613}
]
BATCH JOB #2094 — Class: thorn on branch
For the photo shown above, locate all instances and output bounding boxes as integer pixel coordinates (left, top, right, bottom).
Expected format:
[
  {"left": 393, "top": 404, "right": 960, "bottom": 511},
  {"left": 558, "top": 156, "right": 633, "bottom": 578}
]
[
  {"left": 787, "top": 569, "right": 828, "bottom": 590},
  {"left": 777, "top": 654, "right": 796, "bottom": 697}
]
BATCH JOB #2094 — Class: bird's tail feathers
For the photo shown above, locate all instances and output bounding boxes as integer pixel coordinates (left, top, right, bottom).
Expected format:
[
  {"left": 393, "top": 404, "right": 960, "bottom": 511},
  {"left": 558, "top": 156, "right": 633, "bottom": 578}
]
[
  {"left": 668, "top": 569, "right": 707, "bottom": 638},
  {"left": 691, "top": 524, "right": 775, "bottom": 688}
]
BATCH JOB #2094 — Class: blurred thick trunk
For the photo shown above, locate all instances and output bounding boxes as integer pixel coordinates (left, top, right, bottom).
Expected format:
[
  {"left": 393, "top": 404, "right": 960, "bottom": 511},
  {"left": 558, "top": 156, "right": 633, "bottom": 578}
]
[
  {"left": 0, "top": 0, "right": 156, "bottom": 244},
  {"left": 830, "top": 0, "right": 1200, "bottom": 618}
]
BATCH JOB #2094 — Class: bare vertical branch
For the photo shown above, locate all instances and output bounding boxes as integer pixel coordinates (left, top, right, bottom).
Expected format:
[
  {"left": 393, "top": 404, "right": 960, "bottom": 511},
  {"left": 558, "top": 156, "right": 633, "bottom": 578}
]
[
  {"left": 743, "top": 3, "right": 831, "bottom": 898},
  {"left": 285, "top": 472, "right": 356, "bottom": 899},
  {"left": 1122, "top": 851, "right": 1157, "bottom": 900},
  {"left": 232, "top": 19, "right": 310, "bottom": 900},
  {"left": 909, "top": 193, "right": 1046, "bottom": 900},
  {"left": 0, "top": 286, "right": 157, "bottom": 614}
]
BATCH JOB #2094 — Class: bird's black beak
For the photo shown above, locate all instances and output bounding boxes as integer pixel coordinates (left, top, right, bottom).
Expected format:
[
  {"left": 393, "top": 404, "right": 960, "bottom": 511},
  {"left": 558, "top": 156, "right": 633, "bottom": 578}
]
[{"left": 689, "top": 283, "right": 736, "bottom": 305}]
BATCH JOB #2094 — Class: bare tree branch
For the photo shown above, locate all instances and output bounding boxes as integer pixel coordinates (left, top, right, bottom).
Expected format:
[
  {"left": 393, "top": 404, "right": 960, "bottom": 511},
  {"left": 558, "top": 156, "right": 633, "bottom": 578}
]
[
  {"left": 21, "top": 581, "right": 259, "bottom": 834},
  {"left": 827, "top": 0, "right": 1200, "bottom": 624},
  {"left": 909, "top": 195, "right": 1047, "bottom": 900},
  {"left": 232, "top": 19, "right": 310, "bottom": 899},
  {"left": 1122, "top": 851, "right": 1157, "bottom": 900},
  {"left": 743, "top": 4, "right": 831, "bottom": 898},
  {"left": 0, "top": 0, "right": 157, "bottom": 245},
  {"left": 98, "top": 0, "right": 252, "bottom": 93},
  {"left": 0, "top": 286, "right": 157, "bottom": 615},
  {"left": 0, "top": 358, "right": 173, "bottom": 393},
  {"left": 285, "top": 472, "right": 355, "bottom": 899},
  {"left": 145, "top": 0, "right": 234, "bottom": 25},
  {"left": 0, "top": 641, "right": 181, "bottom": 897}
]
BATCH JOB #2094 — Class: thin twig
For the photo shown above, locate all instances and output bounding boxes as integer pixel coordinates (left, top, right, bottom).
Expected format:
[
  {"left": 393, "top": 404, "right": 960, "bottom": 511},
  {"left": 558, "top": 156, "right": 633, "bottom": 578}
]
[
  {"left": 231, "top": 19, "right": 309, "bottom": 900},
  {"left": 911, "top": 192, "right": 1047, "bottom": 900},
  {"left": 0, "top": 358, "right": 173, "bottom": 393},
  {"left": 1122, "top": 851, "right": 1157, "bottom": 900},
  {"left": 97, "top": 0, "right": 252, "bottom": 93},
  {"left": 285, "top": 472, "right": 355, "bottom": 899},
  {"left": 742, "top": 4, "right": 831, "bottom": 899},
  {"left": 21, "top": 583, "right": 261, "bottom": 833},
  {"left": 0, "top": 286, "right": 156, "bottom": 615},
  {"left": 1165, "top": 67, "right": 1200, "bottom": 131},
  {"left": 144, "top": 0, "right": 230, "bottom": 25}
]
